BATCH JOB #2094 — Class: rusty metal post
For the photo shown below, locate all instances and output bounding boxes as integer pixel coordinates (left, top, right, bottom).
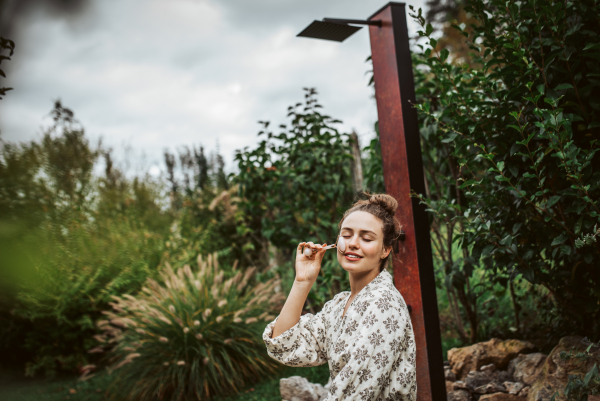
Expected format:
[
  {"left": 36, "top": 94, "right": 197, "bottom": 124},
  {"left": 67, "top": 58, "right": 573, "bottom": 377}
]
[{"left": 368, "top": 3, "right": 446, "bottom": 400}]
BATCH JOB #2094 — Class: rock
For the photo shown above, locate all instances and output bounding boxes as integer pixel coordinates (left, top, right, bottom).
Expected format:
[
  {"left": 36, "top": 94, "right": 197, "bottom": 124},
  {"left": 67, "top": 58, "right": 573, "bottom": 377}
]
[
  {"left": 517, "top": 387, "right": 529, "bottom": 397},
  {"left": 448, "top": 389, "right": 471, "bottom": 401},
  {"left": 481, "top": 363, "right": 497, "bottom": 373},
  {"left": 280, "top": 376, "right": 328, "bottom": 401},
  {"left": 474, "top": 382, "right": 506, "bottom": 394},
  {"left": 312, "top": 383, "right": 328, "bottom": 401},
  {"left": 465, "top": 371, "right": 494, "bottom": 391},
  {"left": 446, "top": 366, "right": 457, "bottom": 381},
  {"left": 503, "top": 382, "right": 525, "bottom": 395},
  {"left": 479, "top": 393, "right": 525, "bottom": 401},
  {"left": 589, "top": 396, "right": 600, "bottom": 401},
  {"left": 449, "top": 339, "right": 536, "bottom": 380},
  {"left": 528, "top": 336, "right": 600, "bottom": 401},
  {"left": 492, "top": 370, "right": 514, "bottom": 383},
  {"left": 446, "top": 381, "right": 455, "bottom": 394},
  {"left": 508, "top": 353, "right": 547, "bottom": 385},
  {"left": 454, "top": 381, "right": 469, "bottom": 391}
]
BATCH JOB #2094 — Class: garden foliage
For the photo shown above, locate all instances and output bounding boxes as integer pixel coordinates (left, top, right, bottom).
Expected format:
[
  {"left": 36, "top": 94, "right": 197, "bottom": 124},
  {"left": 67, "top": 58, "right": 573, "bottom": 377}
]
[
  {"left": 409, "top": 0, "right": 600, "bottom": 342},
  {"left": 553, "top": 341, "right": 600, "bottom": 400},
  {"left": 234, "top": 88, "right": 357, "bottom": 307},
  {"left": 0, "top": 101, "right": 246, "bottom": 376},
  {"left": 93, "top": 253, "right": 283, "bottom": 400}
]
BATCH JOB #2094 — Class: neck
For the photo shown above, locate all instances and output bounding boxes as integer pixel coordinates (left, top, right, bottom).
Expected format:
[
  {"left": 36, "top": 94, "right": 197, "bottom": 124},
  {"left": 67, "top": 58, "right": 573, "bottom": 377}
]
[{"left": 348, "top": 267, "right": 381, "bottom": 297}]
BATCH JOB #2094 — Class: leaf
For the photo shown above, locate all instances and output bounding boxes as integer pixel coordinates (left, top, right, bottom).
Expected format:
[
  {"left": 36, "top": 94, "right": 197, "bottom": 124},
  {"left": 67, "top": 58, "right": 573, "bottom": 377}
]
[
  {"left": 441, "top": 131, "right": 459, "bottom": 143},
  {"left": 554, "top": 83, "right": 573, "bottom": 91},
  {"left": 440, "top": 48, "right": 449, "bottom": 62},
  {"left": 459, "top": 179, "right": 479, "bottom": 189},
  {"left": 583, "top": 363, "right": 598, "bottom": 387},
  {"left": 551, "top": 233, "right": 569, "bottom": 246},
  {"left": 497, "top": 161, "right": 504, "bottom": 172},
  {"left": 481, "top": 244, "right": 495, "bottom": 257},
  {"left": 575, "top": 216, "right": 583, "bottom": 235},
  {"left": 425, "top": 23, "right": 433, "bottom": 36},
  {"left": 512, "top": 222, "right": 522, "bottom": 235},
  {"left": 546, "top": 195, "right": 561, "bottom": 208}
]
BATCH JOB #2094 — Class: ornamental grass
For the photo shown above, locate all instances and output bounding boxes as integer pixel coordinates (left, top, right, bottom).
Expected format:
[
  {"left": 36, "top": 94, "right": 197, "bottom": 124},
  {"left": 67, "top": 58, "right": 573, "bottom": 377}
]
[{"left": 90, "top": 253, "right": 284, "bottom": 400}]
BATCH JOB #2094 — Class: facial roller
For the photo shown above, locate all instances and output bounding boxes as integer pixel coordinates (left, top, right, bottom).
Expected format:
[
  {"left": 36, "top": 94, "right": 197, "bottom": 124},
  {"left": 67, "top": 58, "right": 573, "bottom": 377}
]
[
  {"left": 303, "top": 243, "right": 336, "bottom": 258},
  {"left": 302, "top": 236, "right": 347, "bottom": 258}
]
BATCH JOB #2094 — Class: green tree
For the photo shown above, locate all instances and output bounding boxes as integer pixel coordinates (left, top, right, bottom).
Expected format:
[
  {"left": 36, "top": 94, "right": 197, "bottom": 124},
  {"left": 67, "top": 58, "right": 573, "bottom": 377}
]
[
  {"left": 234, "top": 88, "right": 356, "bottom": 308},
  {"left": 409, "top": 0, "right": 600, "bottom": 344},
  {"left": 0, "top": 101, "right": 172, "bottom": 376}
]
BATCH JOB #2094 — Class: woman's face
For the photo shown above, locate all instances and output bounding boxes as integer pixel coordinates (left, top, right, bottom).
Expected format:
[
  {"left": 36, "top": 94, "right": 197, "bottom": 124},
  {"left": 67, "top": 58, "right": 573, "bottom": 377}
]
[{"left": 336, "top": 211, "right": 390, "bottom": 273}]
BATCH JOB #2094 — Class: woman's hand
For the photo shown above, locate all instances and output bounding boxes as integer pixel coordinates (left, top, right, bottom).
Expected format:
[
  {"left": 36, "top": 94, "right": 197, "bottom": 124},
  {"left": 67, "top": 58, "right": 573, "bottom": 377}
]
[{"left": 294, "top": 242, "right": 328, "bottom": 283}]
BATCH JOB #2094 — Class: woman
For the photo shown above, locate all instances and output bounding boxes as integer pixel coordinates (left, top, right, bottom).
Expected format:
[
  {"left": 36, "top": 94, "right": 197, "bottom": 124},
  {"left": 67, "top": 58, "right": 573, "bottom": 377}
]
[{"left": 263, "top": 194, "right": 417, "bottom": 401}]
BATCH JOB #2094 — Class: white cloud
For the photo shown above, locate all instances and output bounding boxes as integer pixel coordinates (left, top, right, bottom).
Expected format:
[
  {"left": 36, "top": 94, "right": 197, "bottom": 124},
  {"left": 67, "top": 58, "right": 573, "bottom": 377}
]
[{"left": 0, "top": 0, "right": 427, "bottom": 175}]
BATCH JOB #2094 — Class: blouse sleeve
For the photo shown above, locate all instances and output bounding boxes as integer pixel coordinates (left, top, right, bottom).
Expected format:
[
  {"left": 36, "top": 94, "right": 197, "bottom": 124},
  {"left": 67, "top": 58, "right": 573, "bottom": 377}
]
[
  {"left": 262, "top": 310, "right": 328, "bottom": 367},
  {"left": 326, "top": 294, "right": 416, "bottom": 401}
]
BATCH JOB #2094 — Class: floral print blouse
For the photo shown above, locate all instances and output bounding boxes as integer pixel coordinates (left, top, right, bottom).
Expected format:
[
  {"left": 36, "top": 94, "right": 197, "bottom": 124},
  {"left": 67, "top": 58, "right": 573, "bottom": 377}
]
[{"left": 263, "top": 270, "right": 417, "bottom": 401}]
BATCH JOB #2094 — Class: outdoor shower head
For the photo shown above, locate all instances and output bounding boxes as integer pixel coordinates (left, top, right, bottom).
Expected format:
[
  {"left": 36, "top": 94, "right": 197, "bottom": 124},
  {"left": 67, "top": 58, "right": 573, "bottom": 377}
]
[{"left": 296, "top": 18, "right": 381, "bottom": 42}]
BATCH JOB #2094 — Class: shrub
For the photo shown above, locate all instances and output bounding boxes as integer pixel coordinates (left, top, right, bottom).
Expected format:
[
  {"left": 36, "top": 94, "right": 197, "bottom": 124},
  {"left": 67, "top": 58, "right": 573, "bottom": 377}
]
[
  {"left": 234, "top": 88, "right": 356, "bottom": 307},
  {"left": 0, "top": 101, "right": 174, "bottom": 375},
  {"left": 409, "top": 0, "right": 600, "bottom": 343},
  {"left": 7, "top": 218, "right": 163, "bottom": 377},
  {"left": 93, "top": 253, "right": 283, "bottom": 400}
]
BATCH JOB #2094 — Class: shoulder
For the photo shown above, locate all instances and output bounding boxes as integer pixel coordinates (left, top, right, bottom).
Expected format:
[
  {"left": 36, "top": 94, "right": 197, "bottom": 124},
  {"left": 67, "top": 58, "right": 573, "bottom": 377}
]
[
  {"left": 360, "top": 271, "right": 408, "bottom": 315},
  {"left": 355, "top": 271, "right": 410, "bottom": 322},
  {"left": 321, "top": 291, "right": 350, "bottom": 314}
]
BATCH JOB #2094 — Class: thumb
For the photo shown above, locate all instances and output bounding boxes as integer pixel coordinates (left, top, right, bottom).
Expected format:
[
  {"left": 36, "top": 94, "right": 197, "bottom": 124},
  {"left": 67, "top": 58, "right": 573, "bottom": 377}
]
[{"left": 314, "top": 243, "right": 327, "bottom": 262}]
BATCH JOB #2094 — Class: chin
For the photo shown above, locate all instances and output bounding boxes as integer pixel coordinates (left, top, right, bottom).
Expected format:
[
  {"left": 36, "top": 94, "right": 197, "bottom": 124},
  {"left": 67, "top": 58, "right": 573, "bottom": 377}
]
[{"left": 338, "top": 259, "right": 376, "bottom": 274}]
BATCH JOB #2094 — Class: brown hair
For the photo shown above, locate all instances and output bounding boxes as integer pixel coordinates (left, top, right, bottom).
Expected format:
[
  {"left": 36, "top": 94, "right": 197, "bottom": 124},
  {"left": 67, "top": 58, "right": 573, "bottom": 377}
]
[{"left": 338, "top": 193, "right": 402, "bottom": 272}]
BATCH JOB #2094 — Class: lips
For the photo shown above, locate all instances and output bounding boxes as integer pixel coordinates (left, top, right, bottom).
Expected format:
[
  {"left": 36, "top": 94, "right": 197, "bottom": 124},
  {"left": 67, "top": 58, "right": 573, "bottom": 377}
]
[{"left": 344, "top": 252, "right": 363, "bottom": 261}]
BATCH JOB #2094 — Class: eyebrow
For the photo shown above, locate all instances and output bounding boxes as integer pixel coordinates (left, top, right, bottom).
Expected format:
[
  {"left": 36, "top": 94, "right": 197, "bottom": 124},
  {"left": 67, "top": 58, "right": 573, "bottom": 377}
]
[{"left": 340, "top": 227, "right": 378, "bottom": 236}]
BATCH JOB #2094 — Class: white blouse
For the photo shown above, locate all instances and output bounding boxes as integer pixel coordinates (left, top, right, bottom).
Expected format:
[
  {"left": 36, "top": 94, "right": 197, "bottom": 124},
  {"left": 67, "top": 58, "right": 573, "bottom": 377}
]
[{"left": 263, "top": 270, "right": 417, "bottom": 401}]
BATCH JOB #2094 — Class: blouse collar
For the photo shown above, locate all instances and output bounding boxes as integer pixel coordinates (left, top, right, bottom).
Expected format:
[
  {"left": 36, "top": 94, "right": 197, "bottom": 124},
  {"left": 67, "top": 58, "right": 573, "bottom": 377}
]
[{"left": 347, "top": 269, "right": 393, "bottom": 299}]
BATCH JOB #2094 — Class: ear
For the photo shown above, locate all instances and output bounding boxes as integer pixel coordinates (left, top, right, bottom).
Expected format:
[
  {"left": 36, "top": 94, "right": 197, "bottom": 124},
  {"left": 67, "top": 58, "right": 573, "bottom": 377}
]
[{"left": 381, "top": 246, "right": 392, "bottom": 259}]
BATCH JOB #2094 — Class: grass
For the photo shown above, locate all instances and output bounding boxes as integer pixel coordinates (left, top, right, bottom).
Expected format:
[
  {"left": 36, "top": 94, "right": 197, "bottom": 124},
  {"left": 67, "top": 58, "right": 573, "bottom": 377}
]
[{"left": 0, "top": 363, "right": 330, "bottom": 401}]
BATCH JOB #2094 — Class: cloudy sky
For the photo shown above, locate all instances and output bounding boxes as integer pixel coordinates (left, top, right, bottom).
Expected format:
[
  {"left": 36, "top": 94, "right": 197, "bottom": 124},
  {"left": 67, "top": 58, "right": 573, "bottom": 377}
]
[{"left": 0, "top": 0, "right": 426, "bottom": 175}]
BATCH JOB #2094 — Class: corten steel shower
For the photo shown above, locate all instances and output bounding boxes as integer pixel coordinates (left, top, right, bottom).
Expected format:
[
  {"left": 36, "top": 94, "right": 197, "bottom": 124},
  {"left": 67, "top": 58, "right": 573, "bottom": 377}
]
[{"left": 298, "top": 3, "right": 446, "bottom": 400}]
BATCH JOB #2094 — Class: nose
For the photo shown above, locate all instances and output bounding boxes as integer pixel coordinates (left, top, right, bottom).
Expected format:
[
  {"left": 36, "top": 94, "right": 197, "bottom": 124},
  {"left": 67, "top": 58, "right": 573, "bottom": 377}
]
[{"left": 348, "top": 234, "right": 360, "bottom": 249}]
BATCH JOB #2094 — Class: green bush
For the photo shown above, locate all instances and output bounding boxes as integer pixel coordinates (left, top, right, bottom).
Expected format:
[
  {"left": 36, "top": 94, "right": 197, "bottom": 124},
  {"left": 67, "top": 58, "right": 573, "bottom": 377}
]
[
  {"left": 408, "top": 0, "right": 600, "bottom": 343},
  {"left": 234, "top": 88, "right": 356, "bottom": 307},
  {"left": 93, "top": 253, "right": 283, "bottom": 400},
  {"left": 7, "top": 218, "right": 164, "bottom": 377},
  {"left": 0, "top": 101, "right": 173, "bottom": 375}
]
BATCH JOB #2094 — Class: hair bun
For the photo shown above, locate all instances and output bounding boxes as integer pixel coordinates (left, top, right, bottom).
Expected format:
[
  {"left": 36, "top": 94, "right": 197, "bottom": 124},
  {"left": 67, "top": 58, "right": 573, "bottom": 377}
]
[{"left": 368, "top": 194, "right": 398, "bottom": 217}]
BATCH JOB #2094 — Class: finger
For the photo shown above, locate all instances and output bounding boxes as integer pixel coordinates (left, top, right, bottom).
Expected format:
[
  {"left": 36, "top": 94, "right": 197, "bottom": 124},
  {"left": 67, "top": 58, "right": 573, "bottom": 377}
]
[
  {"left": 307, "top": 242, "right": 315, "bottom": 248},
  {"left": 296, "top": 242, "right": 306, "bottom": 257}
]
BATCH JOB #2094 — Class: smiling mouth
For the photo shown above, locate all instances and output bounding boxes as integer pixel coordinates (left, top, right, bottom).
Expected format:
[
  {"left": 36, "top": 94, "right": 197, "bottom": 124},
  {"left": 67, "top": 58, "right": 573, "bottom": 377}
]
[{"left": 345, "top": 254, "right": 363, "bottom": 260}]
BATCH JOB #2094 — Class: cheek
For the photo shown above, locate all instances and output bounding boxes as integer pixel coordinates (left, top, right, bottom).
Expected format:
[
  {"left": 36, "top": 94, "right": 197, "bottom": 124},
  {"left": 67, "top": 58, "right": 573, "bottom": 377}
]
[{"left": 361, "top": 241, "right": 382, "bottom": 259}]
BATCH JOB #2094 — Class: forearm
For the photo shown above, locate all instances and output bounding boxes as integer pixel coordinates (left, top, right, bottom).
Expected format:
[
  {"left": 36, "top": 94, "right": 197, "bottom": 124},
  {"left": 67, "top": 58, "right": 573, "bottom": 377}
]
[{"left": 272, "top": 279, "right": 314, "bottom": 338}]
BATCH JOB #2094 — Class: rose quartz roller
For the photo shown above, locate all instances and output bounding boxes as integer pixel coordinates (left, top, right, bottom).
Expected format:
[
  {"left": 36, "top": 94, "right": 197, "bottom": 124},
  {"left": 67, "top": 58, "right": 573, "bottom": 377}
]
[
  {"left": 302, "top": 237, "right": 346, "bottom": 257},
  {"left": 302, "top": 243, "right": 336, "bottom": 258},
  {"left": 336, "top": 236, "right": 346, "bottom": 254}
]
